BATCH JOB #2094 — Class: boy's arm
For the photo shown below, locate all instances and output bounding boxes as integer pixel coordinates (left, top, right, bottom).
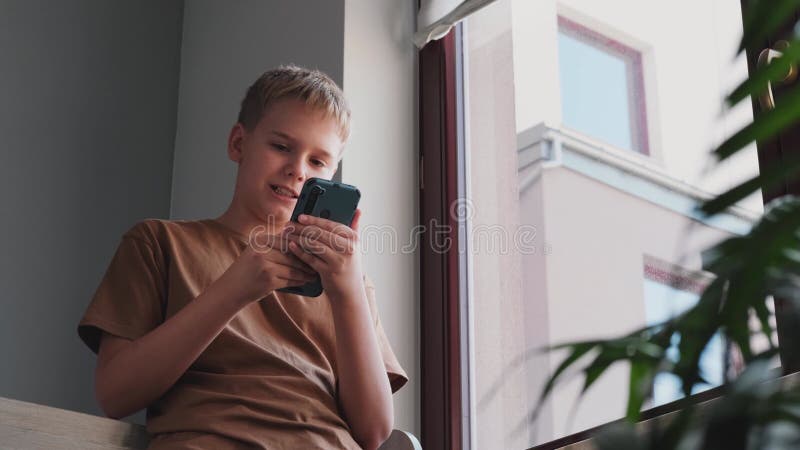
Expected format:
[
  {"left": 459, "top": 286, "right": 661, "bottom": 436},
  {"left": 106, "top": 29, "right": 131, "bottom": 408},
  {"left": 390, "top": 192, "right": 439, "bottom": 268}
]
[
  {"left": 95, "top": 277, "right": 245, "bottom": 419},
  {"left": 285, "top": 211, "right": 394, "bottom": 450},
  {"left": 95, "top": 243, "right": 316, "bottom": 419},
  {"left": 328, "top": 287, "right": 394, "bottom": 450}
]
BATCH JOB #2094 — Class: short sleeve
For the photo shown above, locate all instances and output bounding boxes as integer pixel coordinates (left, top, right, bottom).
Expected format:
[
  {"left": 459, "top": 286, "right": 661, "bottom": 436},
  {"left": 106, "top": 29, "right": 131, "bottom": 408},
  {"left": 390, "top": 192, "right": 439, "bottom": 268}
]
[
  {"left": 77, "top": 222, "right": 167, "bottom": 354},
  {"left": 363, "top": 274, "right": 409, "bottom": 393}
]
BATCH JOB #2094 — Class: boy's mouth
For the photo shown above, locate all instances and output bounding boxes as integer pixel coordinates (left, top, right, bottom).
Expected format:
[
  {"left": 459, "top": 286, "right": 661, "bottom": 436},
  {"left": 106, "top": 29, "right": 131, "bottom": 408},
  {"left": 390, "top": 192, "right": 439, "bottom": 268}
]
[{"left": 270, "top": 184, "right": 299, "bottom": 199}]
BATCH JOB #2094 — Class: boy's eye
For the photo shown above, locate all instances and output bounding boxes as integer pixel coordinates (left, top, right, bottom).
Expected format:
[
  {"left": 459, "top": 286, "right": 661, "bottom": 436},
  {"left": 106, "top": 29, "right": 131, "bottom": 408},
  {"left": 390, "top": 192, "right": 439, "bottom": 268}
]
[
  {"left": 311, "top": 159, "right": 325, "bottom": 167},
  {"left": 272, "top": 143, "right": 289, "bottom": 151}
]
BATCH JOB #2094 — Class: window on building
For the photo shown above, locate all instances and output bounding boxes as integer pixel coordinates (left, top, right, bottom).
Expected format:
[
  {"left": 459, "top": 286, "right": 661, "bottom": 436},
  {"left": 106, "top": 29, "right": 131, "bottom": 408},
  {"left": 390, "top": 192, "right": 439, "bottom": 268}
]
[
  {"left": 557, "top": 16, "right": 649, "bottom": 154},
  {"left": 643, "top": 258, "right": 724, "bottom": 406}
]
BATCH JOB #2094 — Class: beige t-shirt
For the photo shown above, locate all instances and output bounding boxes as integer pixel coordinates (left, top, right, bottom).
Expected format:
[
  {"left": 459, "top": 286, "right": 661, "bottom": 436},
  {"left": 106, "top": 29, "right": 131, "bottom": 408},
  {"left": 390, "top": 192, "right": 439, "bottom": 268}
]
[{"left": 78, "top": 218, "right": 408, "bottom": 450}]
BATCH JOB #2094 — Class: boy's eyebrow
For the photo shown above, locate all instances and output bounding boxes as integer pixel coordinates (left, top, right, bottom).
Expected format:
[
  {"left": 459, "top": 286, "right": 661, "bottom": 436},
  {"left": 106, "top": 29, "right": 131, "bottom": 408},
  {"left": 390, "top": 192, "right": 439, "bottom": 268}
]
[{"left": 270, "top": 130, "right": 335, "bottom": 161}]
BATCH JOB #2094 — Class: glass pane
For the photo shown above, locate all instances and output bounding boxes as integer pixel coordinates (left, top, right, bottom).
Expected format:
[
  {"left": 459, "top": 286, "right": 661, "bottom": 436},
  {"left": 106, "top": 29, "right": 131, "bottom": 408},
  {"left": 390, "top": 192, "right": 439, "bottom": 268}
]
[
  {"left": 643, "top": 277, "right": 724, "bottom": 406},
  {"left": 461, "top": 0, "right": 766, "bottom": 448},
  {"left": 558, "top": 19, "right": 639, "bottom": 152}
]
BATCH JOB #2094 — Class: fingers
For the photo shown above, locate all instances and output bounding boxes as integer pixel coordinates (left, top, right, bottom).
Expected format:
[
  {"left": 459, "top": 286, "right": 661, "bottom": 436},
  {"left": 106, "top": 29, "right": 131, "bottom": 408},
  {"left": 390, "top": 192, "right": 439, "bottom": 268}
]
[
  {"left": 271, "top": 263, "right": 318, "bottom": 285},
  {"left": 268, "top": 247, "right": 316, "bottom": 273},
  {"left": 248, "top": 234, "right": 316, "bottom": 274},
  {"left": 293, "top": 214, "right": 358, "bottom": 239},
  {"left": 274, "top": 272, "right": 316, "bottom": 289},
  {"left": 284, "top": 219, "right": 358, "bottom": 254},
  {"left": 280, "top": 278, "right": 314, "bottom": 288},
  {"left": 285, "top": 227, "right": 355, "bottom": 254},
  {"left": 350, "top": 208, "right": 362, "bottom": 232},
  {"left": 288, "top": 240, "right": 330, "bottom": 271},
  {"left": 283, "top": 220, "right": 359, "bottom": 272}
]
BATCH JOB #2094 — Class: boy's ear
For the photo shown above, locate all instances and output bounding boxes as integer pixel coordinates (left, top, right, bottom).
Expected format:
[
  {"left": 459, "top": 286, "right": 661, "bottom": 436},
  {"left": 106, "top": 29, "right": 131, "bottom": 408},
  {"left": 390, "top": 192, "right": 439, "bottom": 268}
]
[{"left": 227, "top": 123, "right": 246, "bottom": 163}]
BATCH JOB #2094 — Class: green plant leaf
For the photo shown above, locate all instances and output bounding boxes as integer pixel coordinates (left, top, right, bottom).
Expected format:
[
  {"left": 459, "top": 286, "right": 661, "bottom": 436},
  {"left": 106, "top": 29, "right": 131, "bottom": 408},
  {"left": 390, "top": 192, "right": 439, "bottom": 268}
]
[
  {"left": 714, "top": 84, "right": 800, "bottom": 163},
  {"left": 537, "top": 325, "right": 667, "bottom": 408},
  {"left": 582, "top": 353, "right": 614, "bottom": 396},
  {"left": 699, "top": 155, "right": 800, "bottom": 216},
  {"left": 669, "top": 281, "right": 726, "bottom": 394},
  {"left": 720, "top": 279, "right": 758, "bottom": 361},
  {"left": 537, "top": 341, "right": 597, "bottom": 406},
  {"left": 752, "top": 298, "right": 776, "bottom": 349},
  {"left": 738, "top": 0, "right": 800, "bottom": 54},
  {"left": 727, "top": 39, "right": 800, "bottom": 107},
  {"left": 627, "top": 360, "right": 656, "bottom": 422}
]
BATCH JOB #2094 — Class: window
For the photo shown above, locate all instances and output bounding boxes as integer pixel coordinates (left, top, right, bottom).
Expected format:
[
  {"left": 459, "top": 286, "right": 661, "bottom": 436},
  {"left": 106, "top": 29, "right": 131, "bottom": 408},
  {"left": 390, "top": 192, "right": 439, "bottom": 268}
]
[
  {"left": 458, "top": 1, "right": 761, "bottom": 448},
  {"left": 557, "top": 16, "right": 649, "bottom": 154},
  {"left": 643, "top": 257, "right": 724, "bottom": 406},
  {"left": 419, "top": 0, "right": 774, "bottom": 449}
]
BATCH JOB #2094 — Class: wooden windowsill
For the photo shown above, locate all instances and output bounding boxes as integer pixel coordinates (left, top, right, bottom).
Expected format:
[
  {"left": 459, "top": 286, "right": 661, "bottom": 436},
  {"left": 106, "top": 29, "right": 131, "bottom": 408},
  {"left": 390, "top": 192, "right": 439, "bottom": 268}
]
[{"left": 529, "top": 368, "right": 797, "bottom": 450}]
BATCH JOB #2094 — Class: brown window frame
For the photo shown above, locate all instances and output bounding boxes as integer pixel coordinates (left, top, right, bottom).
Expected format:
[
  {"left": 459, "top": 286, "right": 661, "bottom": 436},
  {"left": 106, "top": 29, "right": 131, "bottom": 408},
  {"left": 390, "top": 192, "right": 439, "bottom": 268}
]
[{"left": 419, "top": 29, "right": 464, "bottom": 450}]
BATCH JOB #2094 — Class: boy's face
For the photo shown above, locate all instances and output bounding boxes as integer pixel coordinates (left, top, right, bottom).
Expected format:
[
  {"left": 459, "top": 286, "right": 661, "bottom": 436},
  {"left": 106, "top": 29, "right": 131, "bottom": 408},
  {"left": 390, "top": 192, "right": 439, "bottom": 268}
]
[{"left": 227, "top": 97, "right": 343, "bottom": 228}]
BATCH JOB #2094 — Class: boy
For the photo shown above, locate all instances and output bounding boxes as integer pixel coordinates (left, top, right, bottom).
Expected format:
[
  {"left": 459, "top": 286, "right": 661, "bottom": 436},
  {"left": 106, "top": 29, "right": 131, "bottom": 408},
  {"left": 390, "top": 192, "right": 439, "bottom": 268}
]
[{"left": 77, "top": 65, "right": 408, "bottom": 450}]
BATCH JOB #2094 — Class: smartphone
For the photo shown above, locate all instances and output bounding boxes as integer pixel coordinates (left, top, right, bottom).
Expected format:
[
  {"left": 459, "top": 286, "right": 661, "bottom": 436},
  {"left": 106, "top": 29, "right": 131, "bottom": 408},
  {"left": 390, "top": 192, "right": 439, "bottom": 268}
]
[{"left": 278, "top": 177, "right": 361, "bottom": 297}]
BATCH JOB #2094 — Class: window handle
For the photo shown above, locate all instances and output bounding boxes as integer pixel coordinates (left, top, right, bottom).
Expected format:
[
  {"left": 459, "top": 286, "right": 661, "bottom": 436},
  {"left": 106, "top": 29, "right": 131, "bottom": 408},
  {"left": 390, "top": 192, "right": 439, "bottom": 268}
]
[{"left": 757, "top": 40, "right": 798, "bottom": 111}]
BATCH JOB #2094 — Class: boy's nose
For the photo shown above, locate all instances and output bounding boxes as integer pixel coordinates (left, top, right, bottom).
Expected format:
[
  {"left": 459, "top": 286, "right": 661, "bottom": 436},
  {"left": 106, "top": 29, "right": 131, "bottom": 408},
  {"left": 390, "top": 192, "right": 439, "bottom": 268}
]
[{"left": 283, "top": 161, "right": 307, "bottom": 181}]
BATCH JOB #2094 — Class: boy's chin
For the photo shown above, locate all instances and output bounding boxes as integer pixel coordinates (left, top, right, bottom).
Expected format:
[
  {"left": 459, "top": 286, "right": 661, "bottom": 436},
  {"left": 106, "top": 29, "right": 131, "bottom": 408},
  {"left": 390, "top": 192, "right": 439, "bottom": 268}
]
[{"left": 260, "top": 210, "right": 291, "bottom": 226}]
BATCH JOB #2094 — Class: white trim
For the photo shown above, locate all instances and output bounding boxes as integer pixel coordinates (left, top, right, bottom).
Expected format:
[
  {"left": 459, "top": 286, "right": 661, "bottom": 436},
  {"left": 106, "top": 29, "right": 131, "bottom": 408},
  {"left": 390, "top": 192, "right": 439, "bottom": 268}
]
[
  {"left": 518, "top": 123, "right": 759, "bottom": 235},
  {"left": 455, "top": 24, "right": 470, "bottom": 450},
  {"left": 457, "top": 22, "right": 478, "bottom": 450}
]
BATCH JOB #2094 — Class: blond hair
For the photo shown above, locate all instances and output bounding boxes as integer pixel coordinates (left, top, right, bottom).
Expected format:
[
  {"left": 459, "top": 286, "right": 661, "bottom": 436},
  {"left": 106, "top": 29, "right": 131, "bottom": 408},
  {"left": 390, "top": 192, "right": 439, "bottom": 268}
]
[{"left": 237, "top": 65, "right": 350, "bottom": 141}]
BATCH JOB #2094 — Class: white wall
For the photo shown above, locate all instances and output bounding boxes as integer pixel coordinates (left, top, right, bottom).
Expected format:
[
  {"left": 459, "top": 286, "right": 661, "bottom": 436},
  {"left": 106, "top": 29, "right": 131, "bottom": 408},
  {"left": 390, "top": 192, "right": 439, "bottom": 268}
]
[
  {"left": 170, "top": 0, "right": 345, "bottom": 220},
  {"left": 511, "top": 0, "right": 562, "bottom": 130},
  {"left": 538, "top": 166, "right": 730, "bottom": 440},
  {"left": 343, "top": 0, "right": 420, "bottom": 437}
]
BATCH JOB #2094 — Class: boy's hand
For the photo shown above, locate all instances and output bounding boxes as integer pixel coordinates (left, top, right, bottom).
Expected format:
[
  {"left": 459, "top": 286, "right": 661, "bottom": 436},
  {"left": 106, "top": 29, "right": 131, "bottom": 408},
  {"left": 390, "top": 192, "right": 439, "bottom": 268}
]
[
  {"left": 283, "top": 209, "right": 364, "bottom": 302},
  {"left": 216, "top": 234, "right": 318, "bottom": 307}
]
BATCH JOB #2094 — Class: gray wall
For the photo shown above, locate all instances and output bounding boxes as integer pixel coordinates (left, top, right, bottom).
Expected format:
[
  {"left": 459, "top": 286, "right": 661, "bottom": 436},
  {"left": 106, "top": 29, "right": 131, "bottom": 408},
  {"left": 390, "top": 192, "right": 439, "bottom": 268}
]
[
  {"left": 0, "top": 0, "right": 183, "bottom": 418},
  {"left": 170, "top": 0, "right": 345, "bottom": 220},
  {"left": 0, "top": 0, "right": 350, "bottom": 423}
]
